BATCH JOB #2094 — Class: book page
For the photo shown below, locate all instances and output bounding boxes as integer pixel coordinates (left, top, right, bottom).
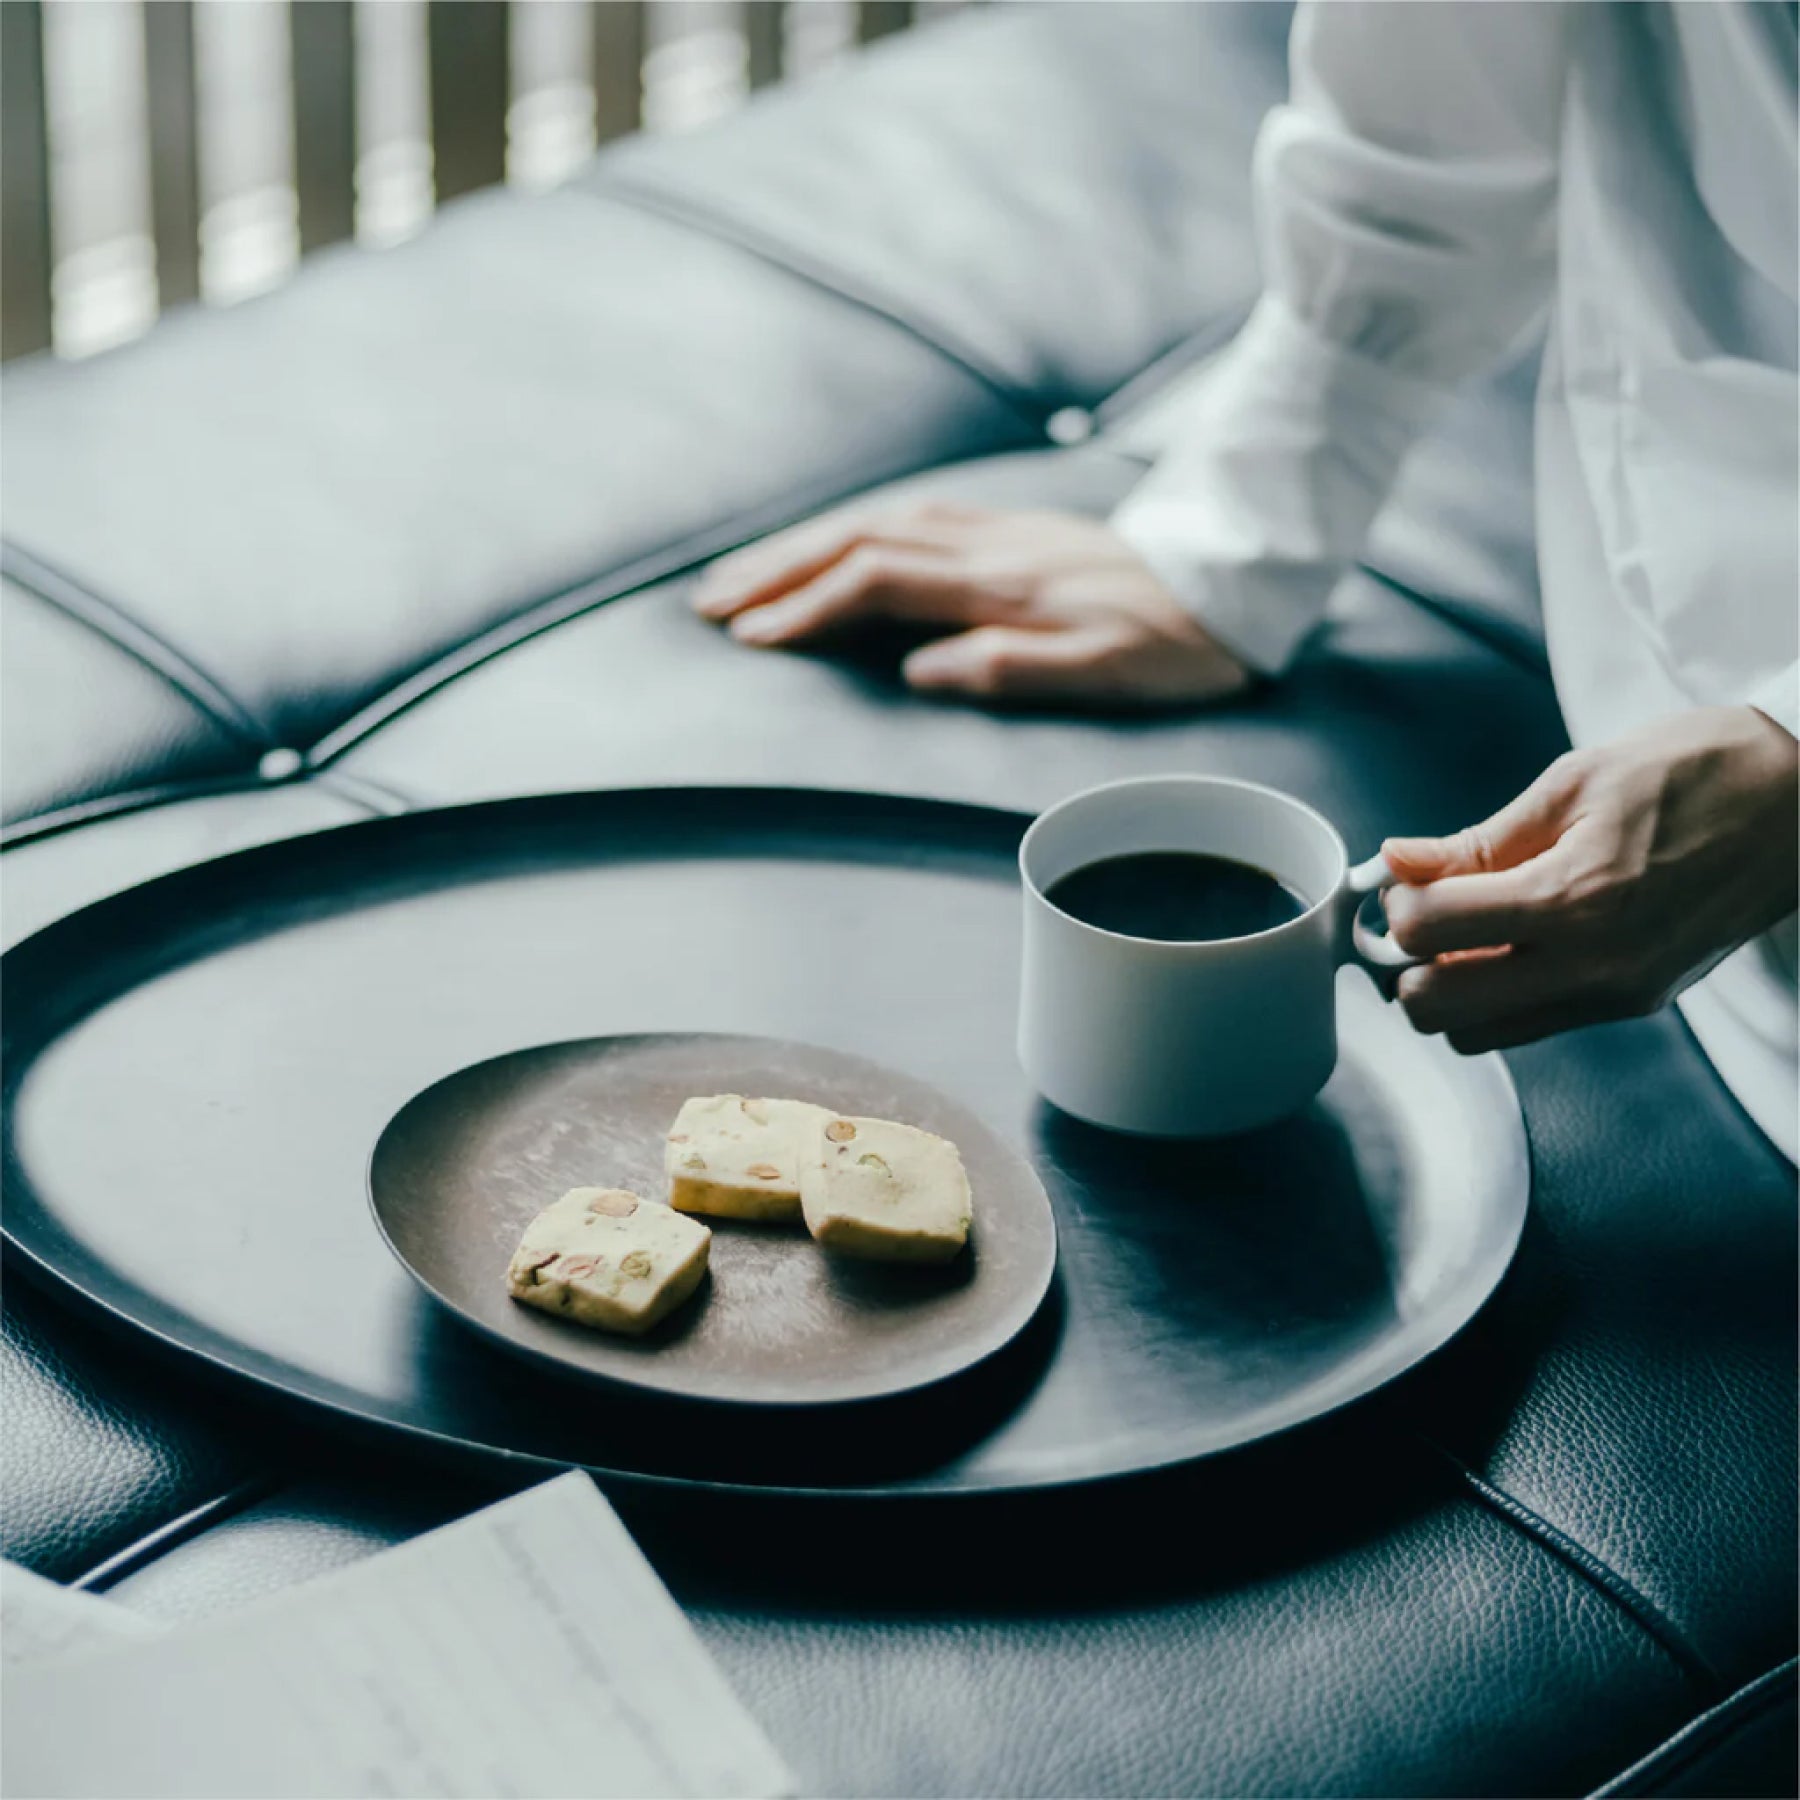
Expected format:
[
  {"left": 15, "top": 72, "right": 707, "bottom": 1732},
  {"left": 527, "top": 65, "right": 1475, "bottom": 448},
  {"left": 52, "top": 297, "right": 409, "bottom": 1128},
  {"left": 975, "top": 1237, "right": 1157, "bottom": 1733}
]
[
  {"left": 1, "top": 1562, "right": 160, "bottom": 1665},
  {"left": 2, "top": 1472, "right": 795, "bottom": 1800}
]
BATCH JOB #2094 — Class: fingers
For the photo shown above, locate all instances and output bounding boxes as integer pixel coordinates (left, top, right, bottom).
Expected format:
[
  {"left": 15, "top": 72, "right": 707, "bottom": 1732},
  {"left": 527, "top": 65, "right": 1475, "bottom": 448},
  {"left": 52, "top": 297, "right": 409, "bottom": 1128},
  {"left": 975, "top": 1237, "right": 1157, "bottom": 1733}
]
[
  {"left": 1398, "top": 950, "right": 1635, "bottom": 1053},
  {"left": 1396, "top": 948, "right": 1566, "bottom": 1034},
  {"left": 1383, "top": 761, "right": 1577, "bottom": 882},
  {"left": 692, "top": 519, "right": 861, "bottom": 619},
  {"left": 726, "top": 547, "right": 996, "bottom": 647},
  {"left": 902, "top": 625, "right": 1125, "bottom": 701},
  {"left": 1381, "top": 860, "right": 1554, "bottom": 957},
  {"left": 693, "top": 507, "right": 979, "bottom": 620},
  {"left": 1381, "top": 760, "right": 1591, "bottom": 956}
]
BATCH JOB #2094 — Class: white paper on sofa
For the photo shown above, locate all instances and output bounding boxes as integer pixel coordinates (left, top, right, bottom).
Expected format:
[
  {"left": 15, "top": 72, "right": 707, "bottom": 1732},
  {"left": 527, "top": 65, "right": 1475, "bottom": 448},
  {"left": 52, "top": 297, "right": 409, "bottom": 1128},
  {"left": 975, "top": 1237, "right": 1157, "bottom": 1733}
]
[
  {"left": 0, "top": 1561, "right": 161, "bottom": 1664},
  {"left": 1, "top": 1471, "right": 796, "bottom": 1800}
]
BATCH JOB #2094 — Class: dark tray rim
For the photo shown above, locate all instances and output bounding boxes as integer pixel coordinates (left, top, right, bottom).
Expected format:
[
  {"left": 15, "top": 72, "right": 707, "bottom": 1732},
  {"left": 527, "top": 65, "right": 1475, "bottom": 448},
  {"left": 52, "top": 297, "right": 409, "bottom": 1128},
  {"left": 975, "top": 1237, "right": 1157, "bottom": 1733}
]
[{"left": 0, "top": 784, "right": 1530, "bottom": 1505}]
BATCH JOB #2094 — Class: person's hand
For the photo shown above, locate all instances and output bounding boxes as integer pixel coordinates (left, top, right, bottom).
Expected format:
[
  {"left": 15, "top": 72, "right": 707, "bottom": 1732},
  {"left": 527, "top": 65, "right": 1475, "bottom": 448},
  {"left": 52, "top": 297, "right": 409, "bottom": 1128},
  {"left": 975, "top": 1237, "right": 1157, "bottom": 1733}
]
[
  {"left": 1382, "top": 705, "right": 1800, "bottom": 1053},
  {"left": 692, "top": 503, "right": 1252, "bottom": 706}
]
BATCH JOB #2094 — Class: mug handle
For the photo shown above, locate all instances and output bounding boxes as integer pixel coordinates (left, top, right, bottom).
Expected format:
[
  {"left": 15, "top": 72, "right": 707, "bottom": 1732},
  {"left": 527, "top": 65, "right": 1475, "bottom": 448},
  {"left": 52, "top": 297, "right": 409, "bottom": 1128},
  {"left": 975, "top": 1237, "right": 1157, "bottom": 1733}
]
[{"left": 1339, "top": 853, "right": 1424, "bottom": 999}]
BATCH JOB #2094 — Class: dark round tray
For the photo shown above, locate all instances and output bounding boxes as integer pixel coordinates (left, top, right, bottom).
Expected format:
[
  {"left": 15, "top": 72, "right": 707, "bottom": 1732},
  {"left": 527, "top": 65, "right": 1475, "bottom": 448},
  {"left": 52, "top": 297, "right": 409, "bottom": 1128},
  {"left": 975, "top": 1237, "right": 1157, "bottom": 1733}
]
[{"left": 1, "top": 787, "right": 1527, "bottom": 1500}]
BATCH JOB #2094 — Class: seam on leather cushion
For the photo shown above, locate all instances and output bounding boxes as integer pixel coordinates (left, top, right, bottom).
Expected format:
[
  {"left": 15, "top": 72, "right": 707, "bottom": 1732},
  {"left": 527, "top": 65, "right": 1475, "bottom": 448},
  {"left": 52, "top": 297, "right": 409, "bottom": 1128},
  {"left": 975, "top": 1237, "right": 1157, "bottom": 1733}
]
[
  {"left": 0, "top": 776, "right": 283, "bottom": 850},
  {"left": 598, "top": 176, "right": 1271, "bottom": 449},
  {"left": 301, "top": 446, "right": 1034, "bottom": 769},
  {"left": 2, "top": 539, "right": 273, "bottom": 747},
  {"left": 1591, "top": 1658, "right": 1798, "bottom": 1797},
  {"left": 73, "top": 1478, "right": 276, "bottom": 1593},
  {"left": 591, "top": 176, "right": 1056, "bottom": 432},
  {"left": 1433, "top": 1442, "right": 1727, "bottom": 1701},
  {"left": 0, "top": 767, "right": 402, "bottom": 852}
]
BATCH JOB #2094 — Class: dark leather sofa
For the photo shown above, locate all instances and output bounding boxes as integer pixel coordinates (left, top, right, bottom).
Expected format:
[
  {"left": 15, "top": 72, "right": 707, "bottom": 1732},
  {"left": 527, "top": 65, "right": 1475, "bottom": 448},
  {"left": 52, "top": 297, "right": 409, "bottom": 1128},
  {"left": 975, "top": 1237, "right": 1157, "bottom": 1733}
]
[{"left": 2, "top": 7, "right": 1794, "bottom": 1795}]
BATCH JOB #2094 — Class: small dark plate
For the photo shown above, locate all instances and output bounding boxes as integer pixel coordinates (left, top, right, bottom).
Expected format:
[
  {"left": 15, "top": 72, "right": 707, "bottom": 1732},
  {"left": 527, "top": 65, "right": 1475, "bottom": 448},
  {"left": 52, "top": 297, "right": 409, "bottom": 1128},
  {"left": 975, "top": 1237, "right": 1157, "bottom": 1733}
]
[{"left": 369, "top": 1033, "right": 1059, "bottom": 1407}]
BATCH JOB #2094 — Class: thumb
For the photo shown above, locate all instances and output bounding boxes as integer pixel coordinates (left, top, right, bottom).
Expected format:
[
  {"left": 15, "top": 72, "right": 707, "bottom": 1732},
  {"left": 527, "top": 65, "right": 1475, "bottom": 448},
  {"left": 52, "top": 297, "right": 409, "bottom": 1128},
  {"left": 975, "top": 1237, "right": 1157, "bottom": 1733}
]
[
  {"left": 1383, "top": 767, "right": 1574, "bottom": 882},
  {"left": 902, "top": 625, "right": 1114, "bottom": 701}
]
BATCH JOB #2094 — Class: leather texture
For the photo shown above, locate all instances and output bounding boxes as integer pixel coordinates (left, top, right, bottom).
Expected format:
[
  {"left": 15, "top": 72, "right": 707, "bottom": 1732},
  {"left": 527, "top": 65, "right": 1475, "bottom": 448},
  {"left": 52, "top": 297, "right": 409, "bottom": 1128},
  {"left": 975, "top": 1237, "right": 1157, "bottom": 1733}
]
[
  {"left": 0, "top": 190, "right": 1030, "bottom": 777},
  {"left": 0, "top": 575, "right": 248, "bottom": 828},
  {"left": 1, "top": 2, "right": 1794, "bottom": 1794},
  {"left": 105, "top": 1465, "right": 487, "bottom": 1623},
  {"left": 108, "top": 1453, "right": 1700, "bottom": 1799},
  {"left": 332, "top": 443, "right": 1567, "bottom": 834},
  {"left": 593, "top": 3, "right": 1289, "bottom": 407},
  {"left": 1595, "top": 1661, "right": 1799, "bottom": 1798},
  {"left": 0, "top": 1276, "right": 262, "bottom": 1583},
  {"left": 0, "top": 1, "right": 1541, "bottom": 834},
  {"left": 1401, "top": 1013, "right": 1799, "bottom": 1693}
]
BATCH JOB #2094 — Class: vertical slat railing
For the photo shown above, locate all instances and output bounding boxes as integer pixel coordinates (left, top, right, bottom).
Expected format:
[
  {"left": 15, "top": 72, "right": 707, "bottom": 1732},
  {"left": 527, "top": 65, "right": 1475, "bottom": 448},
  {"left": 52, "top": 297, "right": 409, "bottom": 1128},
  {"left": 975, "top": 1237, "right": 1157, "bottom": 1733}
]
[
  {"left": 744, "top": 1, "right": 785, "bottom": 91},
  {"left": 1, "top": 0, "right": 54, "bottom": 359},
  {"left": 142, "top": 0, "right": 200, "bottom": 309},
  {"left": 1, "top": 0, "right": 925, "bottom": 359},
  {"left": 291, "top": 0, "right": 356, "bottom": 253},
  {"left": 426, "top": 0, "right": 509, "bottom": 203},
  {"left": 592, "top": 1, "right": 645, "bottom": 143},
  {"left": 857, "top": 2, "right": 914, "bottom": 45}
]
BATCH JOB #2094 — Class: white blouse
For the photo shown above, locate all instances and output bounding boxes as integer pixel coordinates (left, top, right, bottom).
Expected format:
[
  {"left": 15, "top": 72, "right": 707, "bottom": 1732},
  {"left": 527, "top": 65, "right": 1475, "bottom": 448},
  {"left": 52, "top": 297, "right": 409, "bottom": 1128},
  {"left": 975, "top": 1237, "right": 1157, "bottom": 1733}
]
[{"left": 1114, "top": 1, "right": 1799, "bottom": 1159}]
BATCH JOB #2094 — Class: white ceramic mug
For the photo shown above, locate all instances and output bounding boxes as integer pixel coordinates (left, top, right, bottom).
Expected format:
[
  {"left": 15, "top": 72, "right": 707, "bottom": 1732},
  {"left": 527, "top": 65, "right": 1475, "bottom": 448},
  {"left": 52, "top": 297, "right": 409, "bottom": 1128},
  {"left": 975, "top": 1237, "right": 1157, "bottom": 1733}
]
[{"left": 1017, "top": 774, "right": 1419, "bottom": 1137}]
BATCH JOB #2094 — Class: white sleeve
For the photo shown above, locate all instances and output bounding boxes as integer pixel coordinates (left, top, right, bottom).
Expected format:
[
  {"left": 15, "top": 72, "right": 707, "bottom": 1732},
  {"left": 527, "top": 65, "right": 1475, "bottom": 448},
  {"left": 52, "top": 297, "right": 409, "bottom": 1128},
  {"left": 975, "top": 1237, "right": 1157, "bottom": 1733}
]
[{"left": 1112, "top": 1, "right": 1572, "bottom": 674}]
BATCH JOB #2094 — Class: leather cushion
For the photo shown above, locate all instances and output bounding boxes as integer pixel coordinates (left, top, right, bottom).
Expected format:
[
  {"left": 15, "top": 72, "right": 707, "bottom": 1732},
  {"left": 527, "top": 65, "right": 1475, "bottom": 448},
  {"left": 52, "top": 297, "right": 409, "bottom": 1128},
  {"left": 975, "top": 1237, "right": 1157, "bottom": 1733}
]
[
  {"left": 1401, "top": 1011, "right": 1799, "bottom": 1692},
  {"left": 0, "top": 0, "right": 1541, "bottom": 834},
  {"left": 593, "top": 2, "right": 1291, "bottom": 406},
  {"left": 0, "top": 1278, "right": 260, "bottom": 1583},
  {"left": 1597, "top": 1662, "right": 1799, "bottom": 1798},
  {"left": 0, "top": 188, "right": 1030, "bottom": 760},
  {"left": 108, "top": 1449, "right": 1701, "bottom": 1798},
  {"left": 0, "top": 578, "right": 248, "bottom": 830},
  {"left": 332, "top": 442, "right": 1566, "bottom": 833}
]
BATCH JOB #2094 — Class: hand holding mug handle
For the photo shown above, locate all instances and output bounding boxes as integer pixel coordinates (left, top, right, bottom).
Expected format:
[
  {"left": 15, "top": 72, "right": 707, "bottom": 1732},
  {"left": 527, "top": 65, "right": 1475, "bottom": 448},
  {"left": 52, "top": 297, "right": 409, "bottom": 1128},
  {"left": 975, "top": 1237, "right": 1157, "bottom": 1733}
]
[{"left": 1340, "top": 854, "right": 1425, "bottom": 999}]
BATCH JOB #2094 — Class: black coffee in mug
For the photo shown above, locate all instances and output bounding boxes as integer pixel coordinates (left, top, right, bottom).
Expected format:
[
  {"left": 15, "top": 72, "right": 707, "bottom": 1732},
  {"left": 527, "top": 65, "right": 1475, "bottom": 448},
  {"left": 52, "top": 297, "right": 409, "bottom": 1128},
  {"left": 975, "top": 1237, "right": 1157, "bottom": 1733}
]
[{"left": 1043, "top": 850, "right": 1307, "bottom": 943}]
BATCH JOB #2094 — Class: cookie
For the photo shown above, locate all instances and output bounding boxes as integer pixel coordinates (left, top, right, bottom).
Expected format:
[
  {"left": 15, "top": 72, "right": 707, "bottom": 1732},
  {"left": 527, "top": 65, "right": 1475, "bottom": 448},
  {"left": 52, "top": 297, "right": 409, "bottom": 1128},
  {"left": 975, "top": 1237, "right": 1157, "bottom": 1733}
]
[
  {"left": 664, "top": 1095, "right": 830, "bottom": 1222},
  {"left": 506, "top": 1187, "right": 711, "bottom": 1335},
  {"left": 799, "top": 1115, "right": 972, "bottom": 1263}
]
